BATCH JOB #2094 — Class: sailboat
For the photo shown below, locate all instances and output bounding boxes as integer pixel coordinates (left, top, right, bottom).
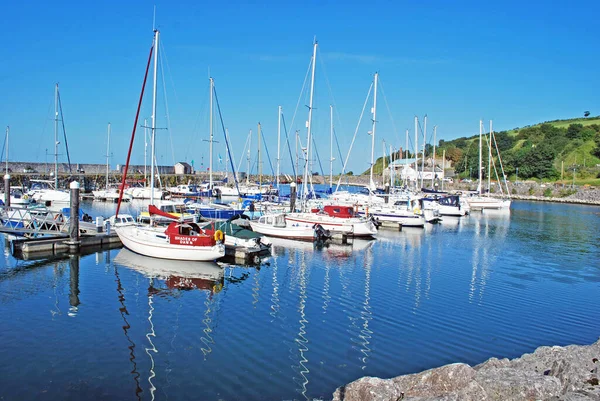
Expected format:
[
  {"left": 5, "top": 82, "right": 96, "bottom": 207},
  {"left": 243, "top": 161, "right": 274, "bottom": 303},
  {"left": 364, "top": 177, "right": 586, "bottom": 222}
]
[
  {"left": 466, "top": 120, "right": 511, "bottom": 210},
  {"left": 0, "top": 126, "right": 31, "bottom": 206},
  {"left": 275, "top": 41, "right": 377, "bottom": 238},
  {"left": 113, "top": 29, "right": 225, "bottom": 262},
  {"left": 26, "top": 84, "right": 70, "bottom": 209},
  {"left": 93, "top": 123, "right": 132, "bottom": 202}
]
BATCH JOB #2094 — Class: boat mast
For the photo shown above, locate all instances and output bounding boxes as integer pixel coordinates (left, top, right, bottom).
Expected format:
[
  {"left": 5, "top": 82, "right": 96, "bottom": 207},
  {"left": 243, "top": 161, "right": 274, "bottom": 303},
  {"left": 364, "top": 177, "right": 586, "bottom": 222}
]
[
  {"left": 390, "top": 144, "right": 394, "bottom": 187},
  {"left": 488, "top": 120, "right": 493, "bottom": 196},
  {"left": 225, "top": 128, "right": 229, "bottom": 182},
  {"left": 369, "top": 72, "right": 379, "bottom": 191},
  {"left": 144, "top": 118, "right": 148, "bottom": 186},
  {"left": 478, "top": 119, "right": 483, "bottom": 195},
  {"left": 54, "top": 83, "right": 59, "bottom": 189},
  {"left": 209, "top": 77, "right": 214, "bottom": 192},
  {"left": 414, "top": 116, "right": 418, "bottom": 189},
  {"left": 277, "top": 106, "right": 281, "bottom": 190},
  {"left": 420, "top": 115, "right": 427, "bottom": 189},
  {"left": 258, "top": 122, "right": 262, "bottom": 191},
  {"left": 106, "top": 123, "right": 111, "bottom": 190},
  {"left": 302, "top": 40, "right": 318, "bottom": 202},
  {"left": 246, "top": 129, "right": 251, "bottom": 186},
  {"left": 295, "top": 130, "right": 299, "bottom": 182},
  {"left": 329, "top": 104, "right": 333, "bottom": 190},
  {"left": 431, "top": 125, "right": 437, "bottom": 188},
  {"left": 150, "top": 29, "right": 159, "bottom": 205},
  {"left": 381, "top": 140, "right": 386, "bottom": 188}
]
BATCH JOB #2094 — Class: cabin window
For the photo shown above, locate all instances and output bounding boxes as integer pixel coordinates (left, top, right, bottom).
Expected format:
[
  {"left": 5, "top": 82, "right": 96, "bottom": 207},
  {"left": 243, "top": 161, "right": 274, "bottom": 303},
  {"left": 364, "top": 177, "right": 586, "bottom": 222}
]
[
  {"left": 333, "top": 208, "right": 340, "bottom": 213},
  {"left": 266, "top": 217, "right": 273, "bottom": 225}
]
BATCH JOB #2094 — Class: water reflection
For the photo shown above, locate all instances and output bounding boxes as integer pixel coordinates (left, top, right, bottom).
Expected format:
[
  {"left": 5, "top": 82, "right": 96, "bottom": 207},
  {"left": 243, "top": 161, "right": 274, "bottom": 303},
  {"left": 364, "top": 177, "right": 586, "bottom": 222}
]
[
  {"left": 112, "top": 253, "right": 143, "bottom": 400},
  {"left": 114, "top": 249, "right": 224, "bottom": 294},
  {"left": 68, "top": 255, "right": 80, "bottom": 316},
  {"left": 469, "top": 210, "right": 510, "bottom": 303}
]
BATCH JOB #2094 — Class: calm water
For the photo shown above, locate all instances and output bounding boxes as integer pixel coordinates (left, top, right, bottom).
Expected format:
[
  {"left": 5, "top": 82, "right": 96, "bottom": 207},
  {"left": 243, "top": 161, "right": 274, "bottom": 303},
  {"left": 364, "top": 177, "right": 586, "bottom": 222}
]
[{"left": 1, "top": 200, "right": 599, "bottom": 400}]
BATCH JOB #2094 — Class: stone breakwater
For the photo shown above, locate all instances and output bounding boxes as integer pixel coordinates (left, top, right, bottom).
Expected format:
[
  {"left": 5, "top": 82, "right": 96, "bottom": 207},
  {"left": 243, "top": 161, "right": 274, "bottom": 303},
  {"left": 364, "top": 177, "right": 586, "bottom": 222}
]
[{"left": 333, "top": 339, "right": 600, "bottom": 401}]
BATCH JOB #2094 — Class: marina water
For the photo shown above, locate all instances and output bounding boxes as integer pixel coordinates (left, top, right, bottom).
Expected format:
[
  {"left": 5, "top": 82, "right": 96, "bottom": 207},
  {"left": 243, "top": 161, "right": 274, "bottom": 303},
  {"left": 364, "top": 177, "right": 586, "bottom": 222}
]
[{"left": 1, "top": 200, "right": 599, "bottom": 400}]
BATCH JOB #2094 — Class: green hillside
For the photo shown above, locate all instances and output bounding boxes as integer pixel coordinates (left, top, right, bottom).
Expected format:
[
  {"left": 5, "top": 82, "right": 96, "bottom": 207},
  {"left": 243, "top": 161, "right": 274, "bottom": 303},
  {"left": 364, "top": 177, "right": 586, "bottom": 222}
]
[{"left": 363, "top": 116, "right": 600, "bottom": 181}]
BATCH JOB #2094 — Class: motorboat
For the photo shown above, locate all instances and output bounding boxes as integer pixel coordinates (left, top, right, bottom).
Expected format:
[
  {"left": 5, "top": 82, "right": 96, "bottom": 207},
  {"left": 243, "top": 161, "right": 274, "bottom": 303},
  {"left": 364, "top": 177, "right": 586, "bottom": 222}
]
[
  {"left": 249, "top": 213, "right": 331, "bottom": 241},
  {"left": 284, "top": 205, "right": 378, "bottom": 238}
]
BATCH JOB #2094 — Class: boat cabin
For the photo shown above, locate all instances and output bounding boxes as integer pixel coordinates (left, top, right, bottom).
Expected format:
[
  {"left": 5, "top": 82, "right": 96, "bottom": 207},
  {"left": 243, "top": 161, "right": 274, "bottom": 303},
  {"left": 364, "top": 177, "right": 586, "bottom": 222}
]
[
  {"left": 164, "top": 222, "right": 216, "bottom": 246},
  {"left": 321, "top": 205, "right": 356, "bottom": 218},
  {"left": 257, "top": 214, "right": 286, "bottom": 227}
]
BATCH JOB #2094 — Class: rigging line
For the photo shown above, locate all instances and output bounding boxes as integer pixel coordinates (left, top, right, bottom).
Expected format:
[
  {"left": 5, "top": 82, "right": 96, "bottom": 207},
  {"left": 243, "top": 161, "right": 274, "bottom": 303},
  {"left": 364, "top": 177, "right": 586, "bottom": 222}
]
[
  {"left": 212, "top": 85, "right": 242, "bottom": 194},
  {"left": 335, "top": 81, "right": 373, "bottom": 192},
  {"left": 288, "top": 55, "right": 313, "bottom": 139},
  {"left": 260, "top": 128, "right": 276, "bottom": 177},
  {"left": 332, "top": 127, "right": 345, "bottom": 171},
  {"left": 57, "top": 90, "right": 72, "bottom": 172},
  {"left": 280, "top": 114, "right": 297, "bottom": 180},
  {"left": 377, "top": 76, "right": 400, "bottom": 145},
  {"left": 34, "top": 99, "right": 54, "bottom": 161},
  {"left": 317, "top": 47, "right": 348, "bottom": 140},
  {"left": 311, "top": 136, "right": 325, "bottom": 177},
  {"left": 0, "top": 131, "right": 6, "bottom": 164},
  {"left": 116, "top": 42, "right": 154, "bottom": 217},
  {"left": 158, "top": 41, "right": 176, "bottom": 165},
  {"left": 187, "top": 81, "right": 211, "bottom": 161},
  {"left": 236, "top": 131, "right": 251, "bottom": 176}
]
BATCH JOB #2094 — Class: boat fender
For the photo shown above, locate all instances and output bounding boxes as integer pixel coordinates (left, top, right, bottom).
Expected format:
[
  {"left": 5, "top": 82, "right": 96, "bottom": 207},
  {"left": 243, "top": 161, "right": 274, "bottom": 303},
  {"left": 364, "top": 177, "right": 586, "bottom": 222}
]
[
  {"left": 214, "top": 229, "right": 224, "bottom": 242},
  {"left": 23, "top": 195, "right": 29, "bottom": 200},
  {"left": 413, "top": 207, "right": 421, "bottom": 215}
]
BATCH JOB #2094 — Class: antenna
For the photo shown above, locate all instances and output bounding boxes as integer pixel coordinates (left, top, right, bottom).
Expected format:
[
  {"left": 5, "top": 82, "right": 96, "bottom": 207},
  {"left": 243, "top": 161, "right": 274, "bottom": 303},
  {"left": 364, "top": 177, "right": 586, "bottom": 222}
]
[{"left": 152, "top": 5, "right": 156, "bottom": 31}]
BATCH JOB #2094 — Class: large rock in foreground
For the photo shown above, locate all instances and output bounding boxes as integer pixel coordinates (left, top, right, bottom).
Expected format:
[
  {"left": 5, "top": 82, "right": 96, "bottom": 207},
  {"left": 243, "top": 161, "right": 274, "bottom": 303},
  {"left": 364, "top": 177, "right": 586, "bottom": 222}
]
[{"left": 333, "top": 339, "right": 600, "bottom": 401}]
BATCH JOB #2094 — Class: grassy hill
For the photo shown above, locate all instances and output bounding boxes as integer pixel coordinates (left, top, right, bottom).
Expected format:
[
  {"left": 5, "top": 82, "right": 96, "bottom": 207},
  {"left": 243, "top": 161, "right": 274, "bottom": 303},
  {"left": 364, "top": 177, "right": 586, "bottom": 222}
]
[{"left": 363, "top": 116, "right": 600, "bottom": 182}]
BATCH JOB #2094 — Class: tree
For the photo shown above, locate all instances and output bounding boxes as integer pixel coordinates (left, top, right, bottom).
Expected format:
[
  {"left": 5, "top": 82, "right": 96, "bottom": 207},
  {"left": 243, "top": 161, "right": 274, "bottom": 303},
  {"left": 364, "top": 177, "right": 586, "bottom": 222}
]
[
  {"left": 445, "top": 147, "right": 463, "bottom": 164},
  {"left": 566, "top": 123, "right": 584, "bottom": 139}
]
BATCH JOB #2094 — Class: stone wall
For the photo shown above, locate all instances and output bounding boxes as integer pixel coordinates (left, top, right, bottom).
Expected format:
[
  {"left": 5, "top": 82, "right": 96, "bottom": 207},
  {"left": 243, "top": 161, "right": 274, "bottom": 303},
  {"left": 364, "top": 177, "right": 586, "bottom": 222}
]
[{"left": 333, "top": 339, "right": 600, "bottom": 400}]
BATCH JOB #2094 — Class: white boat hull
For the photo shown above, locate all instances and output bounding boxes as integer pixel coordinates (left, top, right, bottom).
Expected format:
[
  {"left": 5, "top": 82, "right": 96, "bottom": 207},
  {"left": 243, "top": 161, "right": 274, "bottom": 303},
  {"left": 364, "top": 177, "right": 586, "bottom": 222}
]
[
  {"left": 249, "top": 220, "right": 317, "bottom": 240},
  {"left": 284, "top": 212, "right": 377, "bottom": 238},
  {"left": 115, "top": 225, "right": 225, "bottom": 261},
  {"left": 467, "top": 197, "right": 511, "bottom": 210}
]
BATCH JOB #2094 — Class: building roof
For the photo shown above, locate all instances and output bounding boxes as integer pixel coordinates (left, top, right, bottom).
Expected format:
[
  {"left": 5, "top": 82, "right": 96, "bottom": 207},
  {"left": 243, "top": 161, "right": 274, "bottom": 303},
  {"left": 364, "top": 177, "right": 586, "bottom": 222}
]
[
  {"left": 175, "top": 162, "right": 192, "bottom": 168},
  {"left": 390, "top": 159, "right": 418, "bottom": 166}
]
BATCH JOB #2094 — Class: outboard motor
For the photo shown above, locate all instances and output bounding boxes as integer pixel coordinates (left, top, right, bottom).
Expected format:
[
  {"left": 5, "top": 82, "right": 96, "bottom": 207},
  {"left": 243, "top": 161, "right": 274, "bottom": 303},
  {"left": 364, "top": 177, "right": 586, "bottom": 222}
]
[
  {"left": 370, "top": 215, "right": 382, "bottom": 229},
  {"left": 313, "top": 224, "right": 331, "bottom": 242}
]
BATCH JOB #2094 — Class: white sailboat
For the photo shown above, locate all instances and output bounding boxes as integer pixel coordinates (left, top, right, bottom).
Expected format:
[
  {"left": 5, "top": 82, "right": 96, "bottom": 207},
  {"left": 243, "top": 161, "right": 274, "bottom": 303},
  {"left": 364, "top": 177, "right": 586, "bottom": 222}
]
[
  {"left": 27, "top": 84, "right": 70, "bottom": 209},
  {"left": 93, "top": 123, "right": 132, "bottom": 202},
  {"left": 467, "top": 120, "right": 511, "bottom": 210},
  {"left": 114, "top": 29, "right": 225, "bottom": 262}
]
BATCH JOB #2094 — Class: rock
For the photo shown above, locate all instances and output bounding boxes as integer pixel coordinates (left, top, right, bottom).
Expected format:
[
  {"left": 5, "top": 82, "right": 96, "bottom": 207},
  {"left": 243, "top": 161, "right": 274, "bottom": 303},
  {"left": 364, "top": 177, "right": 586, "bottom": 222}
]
[{"left": 333, "top": 338, "right": 600, "bottom": 401}]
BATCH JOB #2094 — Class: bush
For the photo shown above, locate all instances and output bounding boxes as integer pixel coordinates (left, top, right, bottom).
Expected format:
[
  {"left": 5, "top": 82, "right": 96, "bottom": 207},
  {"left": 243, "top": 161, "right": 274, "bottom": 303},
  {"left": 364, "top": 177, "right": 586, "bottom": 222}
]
[
  {"left": 528, "top": 186, "right": 535, "bottom": 195},
  {"left": 543, "top": 187, "right": 553, "bottom": 197}
]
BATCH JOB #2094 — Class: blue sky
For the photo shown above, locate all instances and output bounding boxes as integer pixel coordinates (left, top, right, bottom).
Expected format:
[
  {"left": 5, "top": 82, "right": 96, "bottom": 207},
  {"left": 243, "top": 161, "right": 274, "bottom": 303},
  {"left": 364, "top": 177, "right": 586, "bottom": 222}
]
[{"left": 1, "top": 0, "right": 599, "bottom": 176}]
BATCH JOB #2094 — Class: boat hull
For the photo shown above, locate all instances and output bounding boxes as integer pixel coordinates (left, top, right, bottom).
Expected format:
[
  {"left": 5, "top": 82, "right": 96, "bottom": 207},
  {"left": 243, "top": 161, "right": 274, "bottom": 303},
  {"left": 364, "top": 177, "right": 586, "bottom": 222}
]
[
  {"left": 115, "top": 225, "right": 225, "bottom": 261},
  {"left": 284, "top": 213, "right": 377, "bottom": 238}
]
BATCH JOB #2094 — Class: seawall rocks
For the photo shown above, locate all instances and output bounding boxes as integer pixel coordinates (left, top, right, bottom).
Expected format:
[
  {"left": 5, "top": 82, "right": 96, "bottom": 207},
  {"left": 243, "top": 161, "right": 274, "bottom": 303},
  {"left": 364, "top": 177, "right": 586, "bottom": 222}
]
[{"left": 333, "top": 339, "right": 600, "bottom": 401}]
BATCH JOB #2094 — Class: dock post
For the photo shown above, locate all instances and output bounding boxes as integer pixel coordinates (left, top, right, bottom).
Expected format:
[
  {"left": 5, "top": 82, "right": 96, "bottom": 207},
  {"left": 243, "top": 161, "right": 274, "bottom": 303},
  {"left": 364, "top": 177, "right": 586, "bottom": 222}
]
[
  {"left": 67, "top": 181, "right": 80, "bottom": 253},
  {"left": 384, "top": 183, "right": 390, "bottom": 204},
  {"left": 4, "top": 174, "right": 10, "bottom": 207},
  {"left": 290, "top": 182, "right": 297, "bottom": 212}
]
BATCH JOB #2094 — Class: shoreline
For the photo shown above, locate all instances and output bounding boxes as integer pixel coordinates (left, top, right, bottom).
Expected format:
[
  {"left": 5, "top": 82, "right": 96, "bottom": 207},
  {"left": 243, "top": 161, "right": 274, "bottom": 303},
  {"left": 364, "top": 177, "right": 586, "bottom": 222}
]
[{"left": 333, "top": 338, "right": 600, "bottom": 400}]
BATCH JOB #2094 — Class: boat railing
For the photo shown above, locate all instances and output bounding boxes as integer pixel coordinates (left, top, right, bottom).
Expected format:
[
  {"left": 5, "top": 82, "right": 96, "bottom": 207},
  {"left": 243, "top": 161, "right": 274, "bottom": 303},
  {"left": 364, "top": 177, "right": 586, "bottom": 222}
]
[{"left": 0, "top": 205, "right": 70, "bottom": 236}]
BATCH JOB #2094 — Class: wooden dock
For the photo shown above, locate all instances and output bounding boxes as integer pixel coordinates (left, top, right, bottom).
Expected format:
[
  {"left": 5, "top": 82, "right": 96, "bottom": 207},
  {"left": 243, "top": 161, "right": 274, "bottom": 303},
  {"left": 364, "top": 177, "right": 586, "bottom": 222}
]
[{"left": 11, "top": 232, "right": 122, "bottom": 257}]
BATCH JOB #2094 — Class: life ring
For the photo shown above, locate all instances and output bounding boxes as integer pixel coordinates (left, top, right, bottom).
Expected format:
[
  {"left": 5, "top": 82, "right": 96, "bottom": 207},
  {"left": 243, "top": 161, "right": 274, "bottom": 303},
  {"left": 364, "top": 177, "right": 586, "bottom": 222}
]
[{"left": 214, "top": 229, "right": 224, "bottom": 242}]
